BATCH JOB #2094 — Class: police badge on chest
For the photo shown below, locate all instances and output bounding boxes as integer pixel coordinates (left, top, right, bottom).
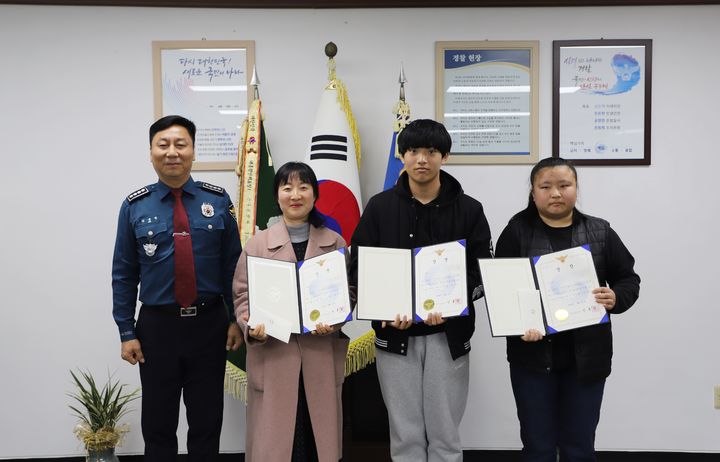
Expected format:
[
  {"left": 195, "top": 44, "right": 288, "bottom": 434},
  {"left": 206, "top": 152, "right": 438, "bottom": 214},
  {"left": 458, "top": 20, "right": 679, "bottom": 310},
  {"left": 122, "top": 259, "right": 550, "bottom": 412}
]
[
  {"left": 201, "top": 202, "right": 215, "bottom": 218},
  {"left": 143, "top": 242, "right": 158, "bottom": 257}
]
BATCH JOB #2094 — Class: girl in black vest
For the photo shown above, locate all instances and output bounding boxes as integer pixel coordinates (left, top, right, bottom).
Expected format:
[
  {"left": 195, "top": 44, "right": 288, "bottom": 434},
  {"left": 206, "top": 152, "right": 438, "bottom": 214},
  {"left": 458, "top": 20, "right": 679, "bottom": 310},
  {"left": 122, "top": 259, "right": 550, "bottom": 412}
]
[{"left": 495, "top": 157, "right": 640, "bottom": 462}]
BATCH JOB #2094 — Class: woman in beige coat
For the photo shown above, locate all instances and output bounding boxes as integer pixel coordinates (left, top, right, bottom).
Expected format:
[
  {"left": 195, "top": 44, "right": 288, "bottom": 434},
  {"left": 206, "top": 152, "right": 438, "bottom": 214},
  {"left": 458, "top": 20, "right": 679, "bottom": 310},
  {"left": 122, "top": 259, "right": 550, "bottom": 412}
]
[{"left": 233, "top": 162, "right": 349, "bottom": 462}]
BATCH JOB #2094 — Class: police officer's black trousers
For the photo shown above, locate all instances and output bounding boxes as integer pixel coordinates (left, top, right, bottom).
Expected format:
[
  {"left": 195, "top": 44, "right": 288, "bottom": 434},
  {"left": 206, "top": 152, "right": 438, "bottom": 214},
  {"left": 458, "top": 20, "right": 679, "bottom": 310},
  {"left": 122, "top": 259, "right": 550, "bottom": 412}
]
[{"left": 136, "top": 300, "right": 228, "bottom": 461}]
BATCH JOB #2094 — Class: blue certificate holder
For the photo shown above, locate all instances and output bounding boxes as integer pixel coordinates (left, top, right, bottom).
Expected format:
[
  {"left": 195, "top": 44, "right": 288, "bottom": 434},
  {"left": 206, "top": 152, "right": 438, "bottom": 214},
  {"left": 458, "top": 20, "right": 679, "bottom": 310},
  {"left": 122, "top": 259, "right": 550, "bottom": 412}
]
[
  {"left": 532, "top": 245, "right": 608, "bottom": 334},
  {"left": 412, "top": 239, "right": 469, "bottom": 323},
  {"left": 297, "top": 247, "right": 353, "bottom": 334},
  {"left": 356, "top": 240, "right": 469, "bottom": 323}
]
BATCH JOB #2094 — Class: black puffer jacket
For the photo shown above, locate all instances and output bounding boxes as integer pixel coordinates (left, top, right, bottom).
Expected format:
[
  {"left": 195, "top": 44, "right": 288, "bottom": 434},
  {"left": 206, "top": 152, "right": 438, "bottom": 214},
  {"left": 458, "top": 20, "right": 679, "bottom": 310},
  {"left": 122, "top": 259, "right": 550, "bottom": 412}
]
[{"left": 350, "top": 170, "right": 492, "bottom": 360}]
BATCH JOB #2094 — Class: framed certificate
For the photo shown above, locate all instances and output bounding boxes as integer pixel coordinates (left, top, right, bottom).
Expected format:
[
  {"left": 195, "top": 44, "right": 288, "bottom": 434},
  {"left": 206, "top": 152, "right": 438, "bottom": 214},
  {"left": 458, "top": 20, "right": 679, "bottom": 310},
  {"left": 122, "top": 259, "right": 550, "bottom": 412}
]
[
  {"left": 413, "top": 241, "right": 467, "bottom": 321},
  {"left": 152, "top": 40, "right": 255, "bottom": 171},
  {"left": 533, "top": 245, "right": 607, "bottom": 333},
  {"left": 297, "top": 248, "right": 353, "bottom": 332},
  {"left": 246, "top": 248, "right": 352, "bottom": 340},
  {"left": 435, "top": 41, "right": 539, "bottom": 164},
  {"left": 357, "top": 240, "right": 468, "bottom": 322},
  {"left": 553, "top": 39, "right": 652, "bottom": 165},
  {"left": 479, "top": 246, "right": 608, "bottom": 337}
]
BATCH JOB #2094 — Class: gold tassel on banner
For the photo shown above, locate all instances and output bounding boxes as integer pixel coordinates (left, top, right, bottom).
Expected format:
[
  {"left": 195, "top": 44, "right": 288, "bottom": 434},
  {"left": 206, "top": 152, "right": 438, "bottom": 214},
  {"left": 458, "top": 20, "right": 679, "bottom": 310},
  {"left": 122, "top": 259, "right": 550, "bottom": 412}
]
[
  {"left": 224, "top": 361, "right": 248, "bottom": 403},
  {"left": 344, "top": 330, "right": 376, "bottom": 377}
]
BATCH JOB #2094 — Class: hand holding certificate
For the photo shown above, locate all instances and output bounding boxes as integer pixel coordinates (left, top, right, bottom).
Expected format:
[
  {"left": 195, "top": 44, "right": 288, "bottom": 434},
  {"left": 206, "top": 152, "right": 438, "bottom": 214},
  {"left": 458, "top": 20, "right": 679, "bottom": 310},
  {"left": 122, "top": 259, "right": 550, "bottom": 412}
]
[
  {"left": 247, "top": 248, "right": 352, "bottom": 342},
  {"left": 413, "top": 241, "right": 468, "bottom": 321},
  {"left": 298, "top": 248, "right": 353, "bottom": 332},
  {"left": 357, "top": 240, "right": 468, "bottom": 322},
  {"left": 478, "top": 258, "right": 545, "bottom": 337},
  {"left": 533, "top": 245, "right": 606, "bottom": 333},
  {"left": 479, "top": 245, "right": 607, "bottom": 337}
]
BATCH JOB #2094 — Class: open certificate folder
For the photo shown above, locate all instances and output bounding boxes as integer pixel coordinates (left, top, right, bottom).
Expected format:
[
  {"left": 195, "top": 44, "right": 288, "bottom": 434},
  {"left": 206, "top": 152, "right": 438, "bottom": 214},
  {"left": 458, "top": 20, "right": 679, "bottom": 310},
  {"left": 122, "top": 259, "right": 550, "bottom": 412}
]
[
  {"left": 479, "top": 245, "right": 607, "bottom": 337},
  {"left": 357, "top": 240, "right": 468, "bottom": 322},
  {"left": 246, "top": 248, "right": 353, "bottom": 342}
]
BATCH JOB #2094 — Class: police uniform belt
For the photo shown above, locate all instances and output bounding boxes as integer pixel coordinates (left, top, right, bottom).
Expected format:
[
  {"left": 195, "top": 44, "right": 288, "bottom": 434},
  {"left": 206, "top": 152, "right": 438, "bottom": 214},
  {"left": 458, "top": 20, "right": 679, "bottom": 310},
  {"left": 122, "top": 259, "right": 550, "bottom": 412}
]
[{"left": 143, "top": 296, "right": 222, "bottom": 317}]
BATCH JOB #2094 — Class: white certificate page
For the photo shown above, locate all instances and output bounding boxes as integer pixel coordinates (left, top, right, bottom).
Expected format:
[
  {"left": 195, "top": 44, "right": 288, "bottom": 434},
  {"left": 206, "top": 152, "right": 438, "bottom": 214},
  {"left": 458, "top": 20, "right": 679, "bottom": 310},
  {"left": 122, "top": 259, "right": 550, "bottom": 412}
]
[
  {"left": 248, "top": 307, "right": 292, "bottom": 343},
  {"left": 246, "top": 256, "right": 301, "bottom": 334},
  {"left": 478, "top": 258, "right": 544, "bottom": 337},
  {"left": 357, "top": 247, "right": 413, "bottom": 321},
  {"left": 298, "top": 248, "right": 352, "bottom": 332},
  {"left": 413, "top": 240, "right": 468, "bottom": 321},
  {"left": 533, "top": 246, "right": 606, "bottom": 333}
]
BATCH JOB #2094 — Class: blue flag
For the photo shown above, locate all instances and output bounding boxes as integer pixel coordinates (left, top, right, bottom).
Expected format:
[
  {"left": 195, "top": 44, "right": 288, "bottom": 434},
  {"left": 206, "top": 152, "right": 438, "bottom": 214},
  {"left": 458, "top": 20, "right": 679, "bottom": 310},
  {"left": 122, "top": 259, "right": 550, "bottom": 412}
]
[{"left": 383, "top": 100, "right": 410, "bottom": 191}]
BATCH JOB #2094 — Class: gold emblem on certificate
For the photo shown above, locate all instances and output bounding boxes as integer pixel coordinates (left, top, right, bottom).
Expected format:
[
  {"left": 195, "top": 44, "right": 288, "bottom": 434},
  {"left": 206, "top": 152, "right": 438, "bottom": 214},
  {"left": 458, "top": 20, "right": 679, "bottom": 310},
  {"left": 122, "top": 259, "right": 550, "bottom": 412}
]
[
  {"left": 554, "top": 309, "right": 569, "bottom": 321},
  {"left": 310, "top": 309, "right": 321, "bottom": 322},
  {"left": 423, "top": 299, "right": 435, "bottom": 311}
]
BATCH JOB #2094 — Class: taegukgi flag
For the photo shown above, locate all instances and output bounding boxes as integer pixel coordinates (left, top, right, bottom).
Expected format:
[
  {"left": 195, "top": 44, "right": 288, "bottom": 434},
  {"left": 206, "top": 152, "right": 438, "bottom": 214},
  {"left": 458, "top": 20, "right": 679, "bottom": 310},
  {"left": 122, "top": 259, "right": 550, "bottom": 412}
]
[{"left": 304, "top": 50, "right": 362, "bottom": 245}]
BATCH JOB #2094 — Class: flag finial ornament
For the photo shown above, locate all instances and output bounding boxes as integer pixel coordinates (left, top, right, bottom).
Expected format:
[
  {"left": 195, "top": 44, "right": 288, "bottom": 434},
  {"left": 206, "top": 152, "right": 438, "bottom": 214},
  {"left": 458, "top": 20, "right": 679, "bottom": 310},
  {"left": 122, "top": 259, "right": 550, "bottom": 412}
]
[
  {"left": 325, "top": 41, "right": 338, "bottom": 59},
  {"left": 250, "top": 65, "right": 260, "bottom": 100},
  {"left": 325, "top": 42, "right": 339, "bottom": 84},
  {"left": 384, "top": 66, "right": 412, "bottom": 190}
]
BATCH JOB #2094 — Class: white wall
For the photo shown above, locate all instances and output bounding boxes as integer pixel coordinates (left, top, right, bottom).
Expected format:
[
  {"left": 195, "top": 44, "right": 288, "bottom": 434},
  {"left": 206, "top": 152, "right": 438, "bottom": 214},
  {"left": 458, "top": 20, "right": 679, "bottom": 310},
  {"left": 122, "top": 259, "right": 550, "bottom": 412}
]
[{"left": 1, "top": 3, "right": 718, "bottom": 458}]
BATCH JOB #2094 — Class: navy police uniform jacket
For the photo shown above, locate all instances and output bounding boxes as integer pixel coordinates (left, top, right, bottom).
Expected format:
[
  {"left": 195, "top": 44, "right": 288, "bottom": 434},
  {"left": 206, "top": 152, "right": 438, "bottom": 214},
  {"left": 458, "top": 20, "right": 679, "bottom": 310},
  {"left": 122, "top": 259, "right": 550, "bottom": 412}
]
[{"left": 112, "top": 177, "right": 241, "bottom": 342}]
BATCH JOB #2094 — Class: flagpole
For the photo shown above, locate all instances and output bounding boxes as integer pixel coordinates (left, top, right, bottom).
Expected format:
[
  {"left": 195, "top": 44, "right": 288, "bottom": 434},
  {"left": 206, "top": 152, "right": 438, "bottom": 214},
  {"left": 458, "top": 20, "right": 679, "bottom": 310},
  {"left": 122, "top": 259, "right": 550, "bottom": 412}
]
[{"left": 399, "top": 61, "right": 407, "bottom": 102}]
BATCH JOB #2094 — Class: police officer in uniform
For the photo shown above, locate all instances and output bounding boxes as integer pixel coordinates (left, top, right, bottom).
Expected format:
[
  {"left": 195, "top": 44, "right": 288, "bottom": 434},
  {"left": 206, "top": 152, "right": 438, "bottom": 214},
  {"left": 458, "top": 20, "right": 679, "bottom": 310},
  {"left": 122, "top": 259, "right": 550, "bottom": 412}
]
[{"left": 112, "top": 115, "right": 242, "bottom": 461}]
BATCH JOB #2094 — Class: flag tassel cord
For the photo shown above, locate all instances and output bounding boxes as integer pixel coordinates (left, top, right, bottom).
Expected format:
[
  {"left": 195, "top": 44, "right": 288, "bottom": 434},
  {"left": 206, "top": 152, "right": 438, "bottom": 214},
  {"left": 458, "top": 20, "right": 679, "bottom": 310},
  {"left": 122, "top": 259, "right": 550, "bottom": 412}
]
[
  {"left": 327, "top": 58, "right": 362, "bottom": 170},
  {"left": 224, "top": 331, "right": 377, "bottom": 403}
]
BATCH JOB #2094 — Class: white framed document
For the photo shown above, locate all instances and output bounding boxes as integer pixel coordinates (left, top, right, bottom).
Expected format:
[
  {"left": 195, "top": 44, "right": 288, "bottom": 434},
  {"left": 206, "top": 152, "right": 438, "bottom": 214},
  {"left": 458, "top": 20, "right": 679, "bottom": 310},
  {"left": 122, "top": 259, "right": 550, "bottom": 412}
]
[
  {"left": 357, "top": 240, "right": 468, "bottom": 322},
  {"left": 298, "top": 248, "right": 353, "bottom": 333},
  {"left": 413, "top": 241, "right": 468, "bottom": 322},
  {"left": 533, "top": 245, "right": 607, "bottom": 333},
  {"left": 357, "top": 247, "right": 413, "bottom": 321},
  {"left": 152, "top": 40, "right": 255, "bottom": 171},
  {"left": 246, "top": 256, "right": 301, "bottom": 335},
  {"left": 247, "top": 249, "right": 352, "bottom": 340},
  {"left": 478, "top": 258, "right": 545, "bottom": 337}
]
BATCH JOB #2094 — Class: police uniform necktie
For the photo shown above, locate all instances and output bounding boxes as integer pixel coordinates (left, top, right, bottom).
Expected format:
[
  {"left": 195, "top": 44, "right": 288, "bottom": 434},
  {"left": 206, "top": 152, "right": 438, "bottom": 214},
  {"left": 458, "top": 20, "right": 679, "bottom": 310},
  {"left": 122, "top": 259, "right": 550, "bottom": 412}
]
[{"left": 171, "top": 188, "right": 197, "bottom": 307}]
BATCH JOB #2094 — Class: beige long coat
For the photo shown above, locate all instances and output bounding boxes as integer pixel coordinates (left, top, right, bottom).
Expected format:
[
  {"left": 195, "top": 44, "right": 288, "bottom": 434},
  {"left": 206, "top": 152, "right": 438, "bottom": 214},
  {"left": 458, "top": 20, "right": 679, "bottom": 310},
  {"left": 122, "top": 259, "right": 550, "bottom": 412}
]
[{"left": 232, "top": 221, "right": 349, "bottom": 462}]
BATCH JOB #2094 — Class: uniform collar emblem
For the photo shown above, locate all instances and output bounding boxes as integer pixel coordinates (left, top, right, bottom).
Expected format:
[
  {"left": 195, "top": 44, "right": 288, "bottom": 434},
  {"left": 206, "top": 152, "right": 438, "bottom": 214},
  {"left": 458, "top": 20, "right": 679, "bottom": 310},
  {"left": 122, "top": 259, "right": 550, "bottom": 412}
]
[
  {"left": 201, "top": 202, "right": 215, "bottom": 218},
  {"left": 143, "top": 242, "right": 157, "bottom": 257}
]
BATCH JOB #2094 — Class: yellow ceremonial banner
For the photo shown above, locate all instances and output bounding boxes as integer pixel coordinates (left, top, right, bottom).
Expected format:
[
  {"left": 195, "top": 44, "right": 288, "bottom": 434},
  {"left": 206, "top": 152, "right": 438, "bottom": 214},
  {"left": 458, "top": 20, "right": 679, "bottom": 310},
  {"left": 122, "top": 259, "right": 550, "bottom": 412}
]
[{"left": 237, "top": 99, "right": 263, "bottom": 246}]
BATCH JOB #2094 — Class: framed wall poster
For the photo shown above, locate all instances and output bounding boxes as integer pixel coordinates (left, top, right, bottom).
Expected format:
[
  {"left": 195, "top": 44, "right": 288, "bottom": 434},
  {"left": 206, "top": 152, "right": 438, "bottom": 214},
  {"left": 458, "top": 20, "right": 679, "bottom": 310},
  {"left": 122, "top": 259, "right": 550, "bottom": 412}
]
[
  {"left": 435, "top": 41, "right": 539, "bottom": 164},
  {"left": 152, "top": 40, "right": 255, "bottom": 171},
  {"left": 553, "top": 39, "right": 652, "bottom": 166}
]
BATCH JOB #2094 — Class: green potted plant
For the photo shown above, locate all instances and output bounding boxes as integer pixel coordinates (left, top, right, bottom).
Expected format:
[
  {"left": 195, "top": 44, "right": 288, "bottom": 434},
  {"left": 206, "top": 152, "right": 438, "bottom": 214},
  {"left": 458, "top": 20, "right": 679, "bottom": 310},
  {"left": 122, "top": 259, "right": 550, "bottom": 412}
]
[{"left": 68, "top": 369, "right": 140, "bottom": 462}]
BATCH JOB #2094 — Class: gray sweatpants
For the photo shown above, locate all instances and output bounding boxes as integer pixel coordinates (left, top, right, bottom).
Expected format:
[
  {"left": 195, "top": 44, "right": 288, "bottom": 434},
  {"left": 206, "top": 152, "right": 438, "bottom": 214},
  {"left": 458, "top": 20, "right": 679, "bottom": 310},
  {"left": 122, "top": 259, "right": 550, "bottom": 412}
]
[{"left": 376, "top": 333, "right": 470, "bottom": 462}]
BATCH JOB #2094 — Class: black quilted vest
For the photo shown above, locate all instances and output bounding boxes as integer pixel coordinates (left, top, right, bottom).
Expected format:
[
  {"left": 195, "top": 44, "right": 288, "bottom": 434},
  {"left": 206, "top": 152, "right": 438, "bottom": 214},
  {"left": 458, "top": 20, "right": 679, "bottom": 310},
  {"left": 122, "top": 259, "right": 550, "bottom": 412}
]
[{"left": 507, "top": 211, "right": 614, "bottom": 383}]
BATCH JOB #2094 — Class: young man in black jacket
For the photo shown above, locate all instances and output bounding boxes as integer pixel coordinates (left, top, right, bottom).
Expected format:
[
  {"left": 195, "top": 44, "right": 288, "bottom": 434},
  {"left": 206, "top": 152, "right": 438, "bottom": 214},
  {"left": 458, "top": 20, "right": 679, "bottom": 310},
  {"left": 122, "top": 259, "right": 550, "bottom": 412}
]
[{"left": 350, "top": 119, "right": 492, "bottom": 462}]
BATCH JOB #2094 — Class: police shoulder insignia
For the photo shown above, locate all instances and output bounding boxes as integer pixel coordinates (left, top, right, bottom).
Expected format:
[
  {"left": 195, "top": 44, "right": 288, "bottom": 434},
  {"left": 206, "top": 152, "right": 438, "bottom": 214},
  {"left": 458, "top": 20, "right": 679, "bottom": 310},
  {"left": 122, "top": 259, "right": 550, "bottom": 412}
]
[
  {"left": 200, "top": 182, "right": 225, "bottom": 195},
  {"left": 127, "top": 187, "right": 150, "bottom": 203},
  {"left": 228, "top": 203, "right": 237, "bottom": 220}
]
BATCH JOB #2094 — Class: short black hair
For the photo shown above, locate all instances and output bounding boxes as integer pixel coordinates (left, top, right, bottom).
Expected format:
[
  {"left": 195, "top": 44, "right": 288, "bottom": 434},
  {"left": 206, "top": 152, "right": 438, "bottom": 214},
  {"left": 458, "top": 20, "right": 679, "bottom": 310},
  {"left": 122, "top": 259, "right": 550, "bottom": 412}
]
[
  {"left": 149, "top": 115, "right": 196, "bottom": 146},
  {"left": 397, "top": 119, "right": 452, "bottom": 157},
  {"left": 273, "top": 161, "right": 325, "bottom": 228}
]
